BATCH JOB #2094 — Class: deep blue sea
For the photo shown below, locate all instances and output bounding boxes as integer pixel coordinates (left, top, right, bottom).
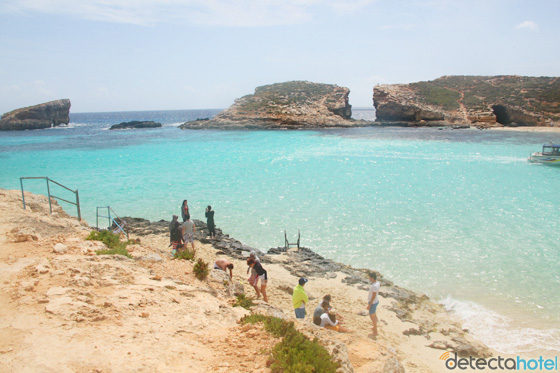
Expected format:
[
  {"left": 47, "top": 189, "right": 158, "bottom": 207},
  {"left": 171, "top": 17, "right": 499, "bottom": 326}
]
[{"left": 0, "top": 109, "right": 559, "bottom": 355}]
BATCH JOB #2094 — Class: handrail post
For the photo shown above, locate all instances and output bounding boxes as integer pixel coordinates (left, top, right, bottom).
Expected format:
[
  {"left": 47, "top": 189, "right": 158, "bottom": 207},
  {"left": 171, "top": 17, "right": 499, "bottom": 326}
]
[
  {"left": 96, "top": 207, "right": 99, "bottom": 229},
  {"left": 76, "top": 190, "right": 81, "bottom": 221},
  {"left": 107, "top": 208, "right": 112, "bottom": 230},
  {"left": 20, "top": 177, "right": 26, "bottom": 210},
  {"left": 46, "top": 177, "right": 53, "bottom": 214}
]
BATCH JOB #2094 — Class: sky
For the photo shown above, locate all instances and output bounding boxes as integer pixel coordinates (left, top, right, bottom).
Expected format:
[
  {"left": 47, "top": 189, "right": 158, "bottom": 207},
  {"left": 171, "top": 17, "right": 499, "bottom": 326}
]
[{"left": 0, "top": 0, "right": 558, "bottom": 113}]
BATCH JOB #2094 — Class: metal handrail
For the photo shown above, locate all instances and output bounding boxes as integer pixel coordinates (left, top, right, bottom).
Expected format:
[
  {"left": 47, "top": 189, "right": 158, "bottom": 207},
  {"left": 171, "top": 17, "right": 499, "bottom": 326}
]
[
  {"left": 284, "top": 230, "right": 301, "bottom": 250},
  {"left": 20, "top": 177, "right": 81, "bottom": 220},
  {"left": 96, "top": 206, "right": 128, "bottom": 238}
]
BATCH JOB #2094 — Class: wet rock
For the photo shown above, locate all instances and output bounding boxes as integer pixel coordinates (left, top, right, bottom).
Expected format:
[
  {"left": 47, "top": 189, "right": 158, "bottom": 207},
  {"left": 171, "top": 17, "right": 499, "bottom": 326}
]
[{"left": 342, "top": 274, "right": 367, "bottom": 286}]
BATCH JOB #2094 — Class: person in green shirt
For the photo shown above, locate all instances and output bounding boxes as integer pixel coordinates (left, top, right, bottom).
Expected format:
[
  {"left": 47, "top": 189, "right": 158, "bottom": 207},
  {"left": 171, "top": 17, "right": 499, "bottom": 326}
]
[{"left": 292, "top": 278, "right": 309, "bottom": 319}]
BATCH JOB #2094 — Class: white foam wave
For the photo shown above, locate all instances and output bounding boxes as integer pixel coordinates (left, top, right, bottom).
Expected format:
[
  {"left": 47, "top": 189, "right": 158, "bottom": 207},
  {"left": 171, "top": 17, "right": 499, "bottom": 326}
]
[
  {"left": 163, "top": 122, "right": 184, "bottom": 127},
  {"left": 441, "top": 296, "right": 560, "bottom": 354},
  {"left": 54, "top": 122, "right": 91, "bottom": 129}
]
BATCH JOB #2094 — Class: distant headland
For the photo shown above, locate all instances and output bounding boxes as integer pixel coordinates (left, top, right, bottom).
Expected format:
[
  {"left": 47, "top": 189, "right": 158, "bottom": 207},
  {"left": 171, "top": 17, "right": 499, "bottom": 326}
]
[
  {"left": 180, "top": 81, "right": 374, "bottom": 130},
  {"left": 2, "top": 76, "right": 559, "bottom": 131},
  {"left": 374, "top": 75, "right": 560, "bottom": 127}
]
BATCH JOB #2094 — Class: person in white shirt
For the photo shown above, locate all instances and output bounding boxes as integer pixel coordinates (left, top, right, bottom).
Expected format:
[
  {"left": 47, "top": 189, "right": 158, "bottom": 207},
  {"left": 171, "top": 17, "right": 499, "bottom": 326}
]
[
  {"left": 367, "top": 271, "right": 380, "bottom": 337},
  {"left": 319, "top": 308, "right": 349, "bottom": 333}
]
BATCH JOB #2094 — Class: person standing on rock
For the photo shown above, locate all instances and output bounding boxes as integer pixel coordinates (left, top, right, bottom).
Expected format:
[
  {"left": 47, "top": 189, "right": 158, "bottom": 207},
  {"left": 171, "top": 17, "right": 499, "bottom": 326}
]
[
  {"left": 292, "top": 277, "right": 309, "bottom": 319},
  {"left": 181, "top": 200, "right": 190, "bottom": 222},
  {"left": 367, "top": 271, "right": 380, "bottom": 337},
  {"left": 247, "top": 258, "right": 268, "bottom": 302},
  {"left": 205, "top": 205, "right": 216, "bottom": 238},
  {"left": 182, "top": 214, "right": 196, "bottom": 254}
]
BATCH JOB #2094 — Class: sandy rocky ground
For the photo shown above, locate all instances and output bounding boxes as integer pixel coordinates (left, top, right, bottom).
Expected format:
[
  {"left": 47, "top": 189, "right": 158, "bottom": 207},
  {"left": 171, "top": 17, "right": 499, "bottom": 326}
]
[{"left": 0, "top": 190, "right": 495, "bottom": 373}]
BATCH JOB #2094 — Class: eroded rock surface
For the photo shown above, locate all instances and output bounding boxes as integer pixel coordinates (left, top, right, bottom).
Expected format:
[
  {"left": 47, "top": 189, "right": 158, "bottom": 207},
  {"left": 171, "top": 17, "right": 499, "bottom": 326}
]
[
  {"left": 181, "top": 81, "right": 373, "bottom": 129},
  {"left": 374, "top": 76, "right": 560, "bottom": 127},
  {"left": 0, "top": 99, "right": 71, "bottom": 131}
]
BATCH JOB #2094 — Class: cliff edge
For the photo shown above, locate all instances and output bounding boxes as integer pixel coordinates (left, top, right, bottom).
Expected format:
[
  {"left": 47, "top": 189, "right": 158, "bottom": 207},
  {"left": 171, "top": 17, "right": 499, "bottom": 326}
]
[
  {"left": 181, "top": 81, "right": 372, "bottom": 129},
  {"left": 374, "top": 76, "right": 560, "bottom": 127},
  {"left": 0, "top": 99, "right": 71, "bottom": 131}
]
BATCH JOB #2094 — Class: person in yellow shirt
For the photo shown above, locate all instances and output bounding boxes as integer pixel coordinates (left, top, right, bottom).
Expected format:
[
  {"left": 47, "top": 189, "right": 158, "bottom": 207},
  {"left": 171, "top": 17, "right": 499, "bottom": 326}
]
[{"left": 292, "top": 278, "right": 309, "bottom": 319}]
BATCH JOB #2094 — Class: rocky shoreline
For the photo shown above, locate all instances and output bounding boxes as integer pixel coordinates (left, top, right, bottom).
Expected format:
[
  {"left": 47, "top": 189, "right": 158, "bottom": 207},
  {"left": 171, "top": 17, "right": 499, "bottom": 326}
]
[
  {"left": 120, "top": 216, "right": 493, "bottom": 360},
  {"left": 0, "top": 190, "right": 500, "bottom": 372}
]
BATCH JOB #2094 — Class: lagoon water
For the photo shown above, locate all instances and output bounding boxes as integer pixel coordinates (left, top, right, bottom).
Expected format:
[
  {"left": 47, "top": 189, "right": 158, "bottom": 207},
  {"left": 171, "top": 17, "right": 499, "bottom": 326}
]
[{"left": 0, "top": 109, "right": 559, "bottom": 355}]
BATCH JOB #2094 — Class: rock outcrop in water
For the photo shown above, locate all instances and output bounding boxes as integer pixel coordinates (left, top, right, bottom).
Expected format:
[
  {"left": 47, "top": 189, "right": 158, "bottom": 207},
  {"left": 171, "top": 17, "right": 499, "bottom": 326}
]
[
  {"left": 0, "top": 99, "right": 71, "bottom": 131},
  {"left": 374, "top": 76, "right": 560, "bottom": 127},
  {"left": 109, "top": 121, "right": 162, "bottom": 130},
  {"left": 180, "top": 81, "right": 373, "bottom": 129}
]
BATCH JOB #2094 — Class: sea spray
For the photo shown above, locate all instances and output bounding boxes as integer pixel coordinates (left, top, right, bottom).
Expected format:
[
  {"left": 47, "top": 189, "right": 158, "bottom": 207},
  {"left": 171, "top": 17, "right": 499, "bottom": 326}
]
[{"left": 442, "top": 296, "right": 560, "bottom": 355}]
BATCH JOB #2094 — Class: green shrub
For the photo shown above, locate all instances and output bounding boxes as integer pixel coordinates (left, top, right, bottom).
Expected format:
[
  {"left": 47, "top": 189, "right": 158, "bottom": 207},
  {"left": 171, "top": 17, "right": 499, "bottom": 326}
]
[
  {"left": 411, "top": 82, "right": 461, "bottom": 110},
  {"left": 233, "top": 293, "right": 255, "bottom": 310},
  {"left": 95, "top": 247, "right": 133, "bottom": 258},
  {"left": 193, "top": 258, "right": 209, "bottom": 280},
  {"left": 240, "top": 314, "right": 340, "bottom": 372},
  {"left": 86, "top": 230, "right": 133, "bottom": 258},
  {"left": 173, "top": 248, "right": 195, "bottom": 261}
]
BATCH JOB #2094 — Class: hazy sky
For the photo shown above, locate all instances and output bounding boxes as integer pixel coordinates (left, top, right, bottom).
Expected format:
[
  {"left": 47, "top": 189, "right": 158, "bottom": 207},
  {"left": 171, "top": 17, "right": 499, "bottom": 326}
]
[{"left": 0, "top": 0, "right": 558, "bottom": 113}]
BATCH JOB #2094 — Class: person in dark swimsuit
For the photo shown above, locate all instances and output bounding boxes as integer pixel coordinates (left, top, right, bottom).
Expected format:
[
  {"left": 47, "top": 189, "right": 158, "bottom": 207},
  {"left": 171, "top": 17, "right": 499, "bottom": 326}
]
[{"left": 181, "top": 200, "right": 189, "bottom": 222}]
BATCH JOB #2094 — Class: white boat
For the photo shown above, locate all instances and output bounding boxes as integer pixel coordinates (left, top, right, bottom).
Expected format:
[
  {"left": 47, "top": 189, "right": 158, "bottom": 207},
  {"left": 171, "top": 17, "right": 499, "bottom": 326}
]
[{"left": 528, "top": 144, "right": 560, "bottom": 165}]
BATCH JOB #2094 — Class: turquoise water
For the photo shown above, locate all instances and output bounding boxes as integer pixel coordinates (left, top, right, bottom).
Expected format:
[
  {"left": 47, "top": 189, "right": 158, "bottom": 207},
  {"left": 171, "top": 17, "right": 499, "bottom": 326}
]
[{"left": 1, "top": 110, "right": 559, "bottom": 354}]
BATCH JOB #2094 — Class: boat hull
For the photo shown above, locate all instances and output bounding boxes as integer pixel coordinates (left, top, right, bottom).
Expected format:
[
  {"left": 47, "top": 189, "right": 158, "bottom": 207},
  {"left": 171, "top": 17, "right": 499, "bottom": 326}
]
[{"left": 528, "top": 153, "right": 560, "bottom": 165}]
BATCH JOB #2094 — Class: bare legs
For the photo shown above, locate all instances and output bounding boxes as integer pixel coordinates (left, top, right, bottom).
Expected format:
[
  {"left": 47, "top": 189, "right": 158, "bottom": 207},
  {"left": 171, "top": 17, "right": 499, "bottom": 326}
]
[
  {"left": 252, "top": 285, "right": 261, "bottom": 299},
  {"left": 369, "top": 313, "right": 378, "bottom": 336},
  {"left": 261, "top": 284, "right": 268, "bottom": 303}
]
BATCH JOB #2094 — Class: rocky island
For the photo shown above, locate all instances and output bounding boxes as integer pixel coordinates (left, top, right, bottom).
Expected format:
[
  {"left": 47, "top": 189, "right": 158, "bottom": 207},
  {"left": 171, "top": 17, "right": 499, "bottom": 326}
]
[
  {"left": 374, "top": 75, "right": 560, "bottom": 127},
  {"left": 109, "top": 121, "right": 162, "bottom": 130},
  {"left": 0, "top": 99, "right": 71, "bottom": 131},
  {"left": 180, "top": 81, "right": 373, "bottom": 130}
]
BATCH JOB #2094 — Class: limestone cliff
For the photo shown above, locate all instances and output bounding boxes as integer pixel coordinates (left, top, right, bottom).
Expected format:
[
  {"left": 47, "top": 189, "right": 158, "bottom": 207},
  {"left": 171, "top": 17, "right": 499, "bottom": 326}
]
[
  {"left": 181, "top": 81, "right": 372, "bottom": 129},
  {"left": 0, "top": 99, "right": 71, "bottom": 131},
  {"left": 374, "top": 76, "right": 560, "bottom": 127}
]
